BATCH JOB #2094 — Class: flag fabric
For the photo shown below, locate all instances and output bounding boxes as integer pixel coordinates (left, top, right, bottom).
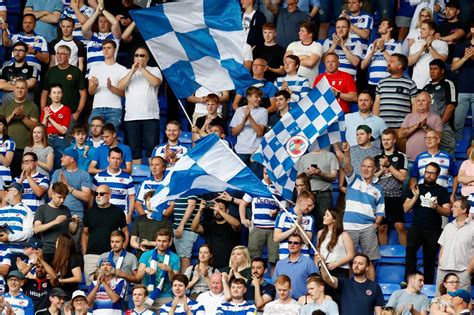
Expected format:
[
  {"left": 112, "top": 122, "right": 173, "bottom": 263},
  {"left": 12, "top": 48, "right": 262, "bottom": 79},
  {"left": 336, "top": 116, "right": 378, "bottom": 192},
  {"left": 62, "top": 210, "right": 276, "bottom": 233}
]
[
  {"left": 149, "top": 134, "right": 272, "bottom": 217},
  {"left": 130, "top": 0, "right": 255, "bottom": 99},
  {"left": 253, "top": 77, "right": 346, "bottom": 200}
]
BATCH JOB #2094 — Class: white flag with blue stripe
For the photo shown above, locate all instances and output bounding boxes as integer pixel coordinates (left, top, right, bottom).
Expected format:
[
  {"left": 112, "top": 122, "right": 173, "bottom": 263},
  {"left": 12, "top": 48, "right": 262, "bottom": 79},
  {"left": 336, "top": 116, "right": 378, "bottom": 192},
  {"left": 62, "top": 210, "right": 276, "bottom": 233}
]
[
  {"left": 253, "top": 77, "right": 346, "bottom": 200},
  {"left": 150, "top": 134, "right": 272, "bottom": 215},
  {"left": 130, "top": 0, "right": 255, "bottom": 99}
]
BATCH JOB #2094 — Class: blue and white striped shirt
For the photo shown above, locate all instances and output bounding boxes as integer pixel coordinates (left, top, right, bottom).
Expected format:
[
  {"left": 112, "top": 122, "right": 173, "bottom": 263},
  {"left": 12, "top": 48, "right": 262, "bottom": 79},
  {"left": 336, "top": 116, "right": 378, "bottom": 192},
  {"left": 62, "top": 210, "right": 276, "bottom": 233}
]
[
  {"left": 3, "top": 292, "right": 34, "bottom": 315},
  {"left": 136, "top": 177, "right": 162, "bottom": 204},
  {"left": 274, "top": 74, "right": 310, "bottom": 103},
  {"left": 92, "top": 170, "right": 135, "bottom": 214},
  {"left": 343, "top": 171, "right": 385, "bottom": 231},
  {"left": 0, "top": 202, "right": 34, "bottom": 253},
  {"left": 274, "top": 207, "right": 314, "bottom": 259},
  {"left": 365, "top": 39, "right": 402, "bottom": 85},
  {"left": 0, "top": 0, "right": 6, "bottom": 11},
  {"left": 159, "top": 298, "right": 205, "bottom": 315},
  {"left": 13, "top": 173, "right": 50, "bottom": 213},
  {"left": 9, "top": 32, "right": 48, "bottom": 74},
  {"left": 348, "top": 12, "right": 373, "bottom": 53},
  {"left": 61, "top": 5, "right": 95, "bottom": 42},
  {"left": 0, "top": 137, "right": 15, "bottom": 183},
  {"left": 243, "top": 181, "right": 283, "bottom": 229},
  {"left": 216, "top": 301, "right": 256, "bottom": 315},
  {"left": 323, "top": 38, "right": 363, "bottom": 79},
  {"left": 0, "top": 245, "right": 10, "bottom": 294},
  {"left": 411, "top": 151, "right": 458, "bottom": 188},
  {"left": 86, "top": 32, "right": 120, "bottom": 75},
  {"left": 89, "top": 277, "right": 126, "bottom": 315}
]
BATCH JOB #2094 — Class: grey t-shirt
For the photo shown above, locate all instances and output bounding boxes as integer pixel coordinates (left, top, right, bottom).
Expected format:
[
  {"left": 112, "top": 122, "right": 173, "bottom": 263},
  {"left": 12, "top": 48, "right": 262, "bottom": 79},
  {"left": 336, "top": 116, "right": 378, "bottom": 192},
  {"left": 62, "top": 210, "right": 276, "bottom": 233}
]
[
  {"left": 299, "top": 299, "right": 339, "bottom": 315},
  {"left": 350, "top": 145, "right": 382, "bottom": 174},
  {"left": 34, "top": 204, "right": 72, "bottom": 254},
  {"left": 386, "top": 289, "right": 430, "bottom": 315},
  {"left": 296, "top": 150, "right": 339, "bottom": 191},
  {"left": 98, "top": 250, "right": 138, "bottom": 276}
]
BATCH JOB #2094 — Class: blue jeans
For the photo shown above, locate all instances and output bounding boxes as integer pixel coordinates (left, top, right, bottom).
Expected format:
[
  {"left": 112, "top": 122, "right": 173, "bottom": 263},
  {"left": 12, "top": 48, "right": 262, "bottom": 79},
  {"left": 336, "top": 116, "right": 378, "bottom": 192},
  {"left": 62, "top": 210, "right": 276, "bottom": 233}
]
[
  {"left": 88, "top": 108, "right": 123, "bottom": 131},
  {"left": 125, "top": 119, "right": 160, "bottom": 160},
  {"left": 454, "top": 93, "right": 474, "bottom": 141},
  {"left": 319, "top": 0, "right": 342, "bottom": 23},
  {"left": 237, "top": 153, "right": 263, "bottom": 179}
]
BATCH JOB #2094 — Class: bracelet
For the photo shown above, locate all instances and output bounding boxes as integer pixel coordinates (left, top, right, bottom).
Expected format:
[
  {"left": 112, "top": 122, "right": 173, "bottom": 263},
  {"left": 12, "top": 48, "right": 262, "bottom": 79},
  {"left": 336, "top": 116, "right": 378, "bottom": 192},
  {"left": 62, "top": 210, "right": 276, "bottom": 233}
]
[{"left": 69, "top": 187, "right": 74, "bottom": 194}]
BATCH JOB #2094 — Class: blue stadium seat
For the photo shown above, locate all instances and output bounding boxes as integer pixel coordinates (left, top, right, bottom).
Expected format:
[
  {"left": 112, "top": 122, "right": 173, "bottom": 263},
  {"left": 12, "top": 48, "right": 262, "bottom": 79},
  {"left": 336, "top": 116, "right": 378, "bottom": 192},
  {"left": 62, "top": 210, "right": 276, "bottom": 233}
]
[
  {"left": 376, "top": 265, "right": 405, "bottom": 283},
  {"left": 132, "top": 164, "right": 151, "bottom": 177},
  {"left": 179, "top": 131, "right": 193, "bottom": 147},
  {"left": 379, "top": 245, "right": 405, "bottom": 264},
  {"left": 420, "top": 284, "right": 436, "bottom": 299},
  {"left": 387, "top": 228, "right": 401, "bottom": 245},
  {"left": 379, "top": 283, "right": 400, "bottom": 302}
]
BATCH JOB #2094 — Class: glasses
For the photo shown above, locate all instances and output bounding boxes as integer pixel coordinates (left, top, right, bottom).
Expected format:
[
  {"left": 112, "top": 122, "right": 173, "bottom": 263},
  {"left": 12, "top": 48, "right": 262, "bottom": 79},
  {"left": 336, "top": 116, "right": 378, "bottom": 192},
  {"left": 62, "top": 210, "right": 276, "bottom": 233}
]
[
  {"left": 288, "top": 241, "right": 301, "bottom": 245},
  {"left": 445, "top": 281, "right": 460, "bottom": 284},
  {"left": 134, "top": 54, "right": 146, "bottom": 57},
  {"left": 22, "top": 160, "right": 35, "bottom": 164},
  {"left": 95, "top": 192, "right": 109, "bottom": 197},
  {"left": 13, "top": 49, "right": 26, "bottom": 53}
]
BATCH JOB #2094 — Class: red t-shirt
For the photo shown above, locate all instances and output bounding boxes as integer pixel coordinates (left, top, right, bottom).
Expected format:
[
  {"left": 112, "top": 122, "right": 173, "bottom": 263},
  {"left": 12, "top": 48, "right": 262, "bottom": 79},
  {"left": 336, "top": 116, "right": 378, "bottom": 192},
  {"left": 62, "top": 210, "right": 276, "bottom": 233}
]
[
  {"left": 313, "top": 71, "right": 357, "bottom": 113},
  {"left": 40, "top": 104, "right": 71, "bottom": 135}
]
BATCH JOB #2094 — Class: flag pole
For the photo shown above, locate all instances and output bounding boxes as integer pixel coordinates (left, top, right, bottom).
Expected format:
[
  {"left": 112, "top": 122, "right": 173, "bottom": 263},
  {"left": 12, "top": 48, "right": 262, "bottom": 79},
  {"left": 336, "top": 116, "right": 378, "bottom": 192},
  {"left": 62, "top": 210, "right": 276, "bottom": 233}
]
[
  {"left": 177, "top": 98, "right": 194, "bottom": 127},
  {"left": 271, "top": 195, "right": 335, "bottom": 283}
]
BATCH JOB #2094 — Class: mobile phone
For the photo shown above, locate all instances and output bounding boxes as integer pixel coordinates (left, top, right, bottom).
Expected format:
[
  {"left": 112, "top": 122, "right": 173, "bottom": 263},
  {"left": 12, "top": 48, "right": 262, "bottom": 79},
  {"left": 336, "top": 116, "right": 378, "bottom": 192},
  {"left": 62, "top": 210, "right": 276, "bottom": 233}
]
[
  {"left": 205, "top": 201, "right": 214, "bottom": 207},
  {"left": 311, "top": 164, "right": 318, "bottom": 169}
]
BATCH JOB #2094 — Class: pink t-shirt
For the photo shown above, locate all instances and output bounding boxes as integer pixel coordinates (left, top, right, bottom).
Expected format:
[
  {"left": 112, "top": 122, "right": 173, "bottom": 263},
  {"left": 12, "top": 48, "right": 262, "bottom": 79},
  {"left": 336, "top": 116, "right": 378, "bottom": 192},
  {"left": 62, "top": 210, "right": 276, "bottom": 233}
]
[
  {"left": 401, "top": 112, "right": 443, "bottom": 161},
  {"left": 459, "top": 159, "right": 474, "bottom": 197}
]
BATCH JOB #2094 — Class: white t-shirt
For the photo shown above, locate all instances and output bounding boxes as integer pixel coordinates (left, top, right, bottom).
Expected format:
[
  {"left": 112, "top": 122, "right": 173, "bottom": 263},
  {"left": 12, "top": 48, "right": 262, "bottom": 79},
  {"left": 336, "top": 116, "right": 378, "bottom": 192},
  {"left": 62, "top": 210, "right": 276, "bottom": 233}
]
[
  {"left": 193, "top": 86, "right": 224, "bottom": 116},
  {"left": 242, "top": 10, "right": 255, "bottom": 42},
  {"left": 123, "top": 66, "right": 162, "bottom": 121},
  {"left": 242, "top": 43, "right": 253, "bottom": 63},
  {"left": 196, "top": 291, "right": 226, "bottom": 315},
  {"left": 229, "top": 106, "right": 268, "bottom": 154},
  {"left": 263, "top": 299, "right": 301, "bottom": 315},
  {"left": 286, "top": 41, "right": 323, "bottom": 84},
  {"left": 410, "top": 39, "right": 448, "bottom": 89},
  {"left": 89, "top": 62, "right": 128, "bottom": 109}
]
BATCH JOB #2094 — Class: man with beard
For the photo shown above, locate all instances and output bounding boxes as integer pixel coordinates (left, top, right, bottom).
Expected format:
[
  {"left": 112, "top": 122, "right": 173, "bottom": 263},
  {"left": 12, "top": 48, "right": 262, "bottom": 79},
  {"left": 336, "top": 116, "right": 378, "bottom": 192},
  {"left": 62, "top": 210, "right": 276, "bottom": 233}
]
[
  {"left": 316, "top": 253, "right": 384, "bottom": 315},
  {"left": 435, "top": 1, "right": 468, "bottom": 62},
  {"left": 245, "top": 258, "right": 275, "bottom": 313},
  {"left": 403, "top": 162, "right": 451, "bottom": 284},
  {"left": 0, "top": 41, "right": 37, "bottom": 104},
  {"left": 191, "top": 199, "right": 241, "bottom": 269},
  {"left": 386, "top": 271, "right": 430, "bottom": 314}
]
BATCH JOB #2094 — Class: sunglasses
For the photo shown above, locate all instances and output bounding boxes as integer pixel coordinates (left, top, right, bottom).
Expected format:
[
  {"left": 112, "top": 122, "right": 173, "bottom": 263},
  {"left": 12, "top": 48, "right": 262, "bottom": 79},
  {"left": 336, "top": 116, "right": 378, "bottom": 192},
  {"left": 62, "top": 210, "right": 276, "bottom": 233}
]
[
  {"left": 95, "top": 192, "right": 109, "bottom": 197},
  {"left": 288, "top": 241, "right": 301, "bottom": 245},
  {"left": 134, "top": 54, "right": 146, "bottom": 57}
]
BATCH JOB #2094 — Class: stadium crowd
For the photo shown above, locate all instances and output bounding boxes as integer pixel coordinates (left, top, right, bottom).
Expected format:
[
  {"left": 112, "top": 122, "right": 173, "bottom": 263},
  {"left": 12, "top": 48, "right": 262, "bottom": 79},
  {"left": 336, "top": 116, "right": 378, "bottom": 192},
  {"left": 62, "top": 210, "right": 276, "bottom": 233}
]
[{"left": 0, "top": 0, "right": 472, "bottom": 314}]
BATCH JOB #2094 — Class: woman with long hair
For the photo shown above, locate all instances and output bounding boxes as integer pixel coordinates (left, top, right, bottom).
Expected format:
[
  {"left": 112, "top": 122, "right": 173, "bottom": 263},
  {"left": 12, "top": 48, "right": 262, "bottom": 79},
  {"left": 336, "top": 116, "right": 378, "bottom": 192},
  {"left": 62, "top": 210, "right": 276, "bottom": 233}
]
[
  {"left": 0, "top": 115, "right": 15, "bottom": 185},
  {"left": 52, "top": 233, "right": 82, "bottom": 300},
  {"left": 221, "top": 245, "right": 252, "bottom": 283},
  {"left": 430, "top": 273, "right": 460, "bottom": 314},
  {"left": 185, "top": 244, "right": 218, "bottom": 299},
  {"left": 458, "top": 146, "right": 474, "bottom": 197},
  {"left": 24, "top": 124, "right": 54, "bottom": 176},
  {"left": 406, "top": 7, "right": 434, "bottom": 48},
  {"left": 315, "top": 208, "right": 354, "bottom": 306}
]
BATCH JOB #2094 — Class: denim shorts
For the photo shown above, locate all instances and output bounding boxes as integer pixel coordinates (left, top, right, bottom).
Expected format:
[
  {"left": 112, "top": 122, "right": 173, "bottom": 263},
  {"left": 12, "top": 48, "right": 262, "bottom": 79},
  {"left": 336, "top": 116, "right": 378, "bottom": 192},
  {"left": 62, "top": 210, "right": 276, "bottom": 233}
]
[{"left": 173, "top": 229, "right": 198, "bottom": 258}]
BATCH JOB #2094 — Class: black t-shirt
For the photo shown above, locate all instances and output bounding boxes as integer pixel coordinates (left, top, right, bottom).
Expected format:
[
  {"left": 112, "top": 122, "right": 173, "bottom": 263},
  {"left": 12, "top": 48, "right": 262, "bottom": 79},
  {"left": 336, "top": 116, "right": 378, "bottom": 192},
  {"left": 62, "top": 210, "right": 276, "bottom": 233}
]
[
  {"left": 453, "top": 41, "right": 474, "bottom": 93},
  {"left": 131, "top": 214, "right": 172, "bottom": 258},
  {"left": 404, "top": 183, "right": 450, "bottom": 228},
  {"left": 438, "top": 20, "right": 468, "bottom": 61},
  {"left": 201, "top": 220, "right": 241, "bottom": 269},
  {"left": 253, "top": 44, "right": 285, "bottom": 83},
  {"left": 0, "top": 62, "right": 37, "bottom": 82},
  {"left": 83, "top": 204, "right": 127, "bottom": 255},
  {"left": 34, "top": 204, "right": 72, "bottom": 254},
  {"left": 195, "top": 115, "right": 227, "bottom": 135},
  {"left": 58, "top": 254, "right": 82, "bottom": 299},
  {"left": 337, "top": 277, "right": 385, "bottom": 315},
  {"left": 22, "top": 277, "right": 51, "bottom": 311},
  {"left": 245, "top": 280, "right": 276, "bottom": 309},
  {"left": 423, "top": 78, "right": 457, "bottom": 129}
]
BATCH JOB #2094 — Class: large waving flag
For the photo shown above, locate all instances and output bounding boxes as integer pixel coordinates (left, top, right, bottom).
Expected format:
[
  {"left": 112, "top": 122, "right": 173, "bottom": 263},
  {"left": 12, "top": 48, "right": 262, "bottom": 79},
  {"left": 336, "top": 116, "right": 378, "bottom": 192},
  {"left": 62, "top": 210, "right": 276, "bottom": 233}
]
[
  {"left": 130, "top": 0, "right": 255, "bottom": 99},
  {"left": 253, "top": 77, "right": 346, "bottom": 200},
  {"left": 150, "top": 134, "right": 272, "bottom": 216}
]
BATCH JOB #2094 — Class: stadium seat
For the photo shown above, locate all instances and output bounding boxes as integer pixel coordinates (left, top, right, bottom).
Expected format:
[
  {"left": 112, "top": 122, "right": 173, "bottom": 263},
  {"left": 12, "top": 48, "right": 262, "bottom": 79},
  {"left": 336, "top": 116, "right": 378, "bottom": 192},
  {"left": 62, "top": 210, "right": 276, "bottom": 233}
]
[
  {"left": 376, "top": 265, "right": 405, "bottom": 284},
  {"left": 379, "top": 245, "right": 405, "bottom": 264},
  {"left": 132, "top": 164, "right": 151, "bottom": 177},
  {"left": 179, "top": 131, "right": 193, "bottom": 147},
  {"left": 387, "top": 228, "right": 401, "bottom": 245},
  {"left": 420, "top": 284, "right": 436, "bottom": 299},
  {"left": 380, "top": 283, "right": 400, "bottom": 302}
]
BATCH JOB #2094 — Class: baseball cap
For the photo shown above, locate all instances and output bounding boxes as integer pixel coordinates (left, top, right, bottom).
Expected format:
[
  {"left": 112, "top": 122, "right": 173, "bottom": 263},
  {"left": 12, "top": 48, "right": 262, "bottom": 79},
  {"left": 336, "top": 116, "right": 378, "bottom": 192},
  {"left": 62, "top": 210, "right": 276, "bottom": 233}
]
[
  {"left": 71, "top": 290, "right": 87, "bottom": 301},
  {"left": 50, "top": 287, "right": 67, "bottom": 297},
  {"left": 445, "top": 0, "right": 460, "bottom": 9},
  {"left": 356, "top": 124, "right": 376, "bottom": 142},
  {"left": 448, "top": 289, "right": 471, "bottom": 303},
  {"left": 61, "top": 147, "right": 79, "bottom": 161},
  {"left": 3, "top": 182, "right": 24, "bottom": 194},
  {"left": 7, "top": 270, "right": 25, "bottom": 280},
  {"left": 25, "top": 237, "right": 43, "bottom": 249},
  {"left": 97, "top": 257, "right": 116, "bottom": 268}
]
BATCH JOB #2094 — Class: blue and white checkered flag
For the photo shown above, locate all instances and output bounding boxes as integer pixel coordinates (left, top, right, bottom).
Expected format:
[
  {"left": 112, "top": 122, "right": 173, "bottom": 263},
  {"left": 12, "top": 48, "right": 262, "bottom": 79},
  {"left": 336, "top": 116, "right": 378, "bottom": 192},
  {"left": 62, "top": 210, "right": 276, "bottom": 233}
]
[
  {"left": 150, "top": 134, "right": 272, "bottom": 217},
  {"left": 253, "top": 77, "right": 346, "bottom": 200},
  {"left": 130, "top": 0, "right": 255, "bottom": 99}
]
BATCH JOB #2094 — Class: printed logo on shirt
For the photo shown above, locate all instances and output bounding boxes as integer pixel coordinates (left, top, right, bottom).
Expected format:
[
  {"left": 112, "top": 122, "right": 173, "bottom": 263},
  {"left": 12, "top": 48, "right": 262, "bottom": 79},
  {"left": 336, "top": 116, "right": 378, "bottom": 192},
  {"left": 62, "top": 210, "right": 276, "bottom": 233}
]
[
  {"left": 366, "top": 289, "right": 372, "bottom": 296},
  {"left": 67, "top": 74, "right": 73, "bottom": 80}
]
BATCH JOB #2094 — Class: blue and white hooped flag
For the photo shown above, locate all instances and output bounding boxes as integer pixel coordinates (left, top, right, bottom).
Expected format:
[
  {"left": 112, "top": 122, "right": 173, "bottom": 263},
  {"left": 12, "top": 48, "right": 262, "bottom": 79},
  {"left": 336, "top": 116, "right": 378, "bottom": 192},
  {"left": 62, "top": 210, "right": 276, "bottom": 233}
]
[
  {"left": 253, "top": 77, "right": 346, "bottom": 200},
  {"left": 149, "top": 134, "right": 272, "bottom": 216},
  {"left": 130, "top": 0, "right": 255, "bottom": 99}
]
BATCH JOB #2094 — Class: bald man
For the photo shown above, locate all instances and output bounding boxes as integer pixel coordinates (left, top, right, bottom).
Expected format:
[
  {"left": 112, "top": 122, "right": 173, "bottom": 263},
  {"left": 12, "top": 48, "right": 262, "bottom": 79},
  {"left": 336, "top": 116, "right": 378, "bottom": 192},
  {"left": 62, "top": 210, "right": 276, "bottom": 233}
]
[
  {"left": 81, "top": 184, "right": 128, "bottom": 285},
  {"left": 398, "top": 91, "right": 443, "bottom": 161},
  {"left": 196, "top": 273, "right": 226, "bottom": 315}
]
